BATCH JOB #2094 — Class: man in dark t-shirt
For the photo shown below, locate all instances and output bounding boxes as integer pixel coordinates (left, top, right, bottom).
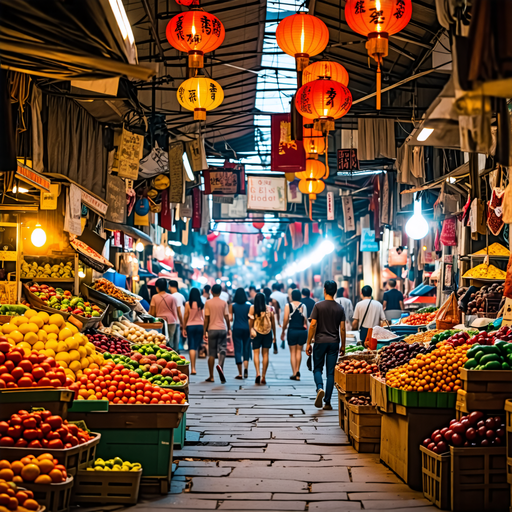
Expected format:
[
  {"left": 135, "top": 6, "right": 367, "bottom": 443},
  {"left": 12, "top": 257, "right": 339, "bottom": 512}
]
[
  {"left": 306, "top": 280, "right": 346, "bottom": 410},
  {"left": 301, "top": 288, "right": 316, "bottom": 318},
  {"left": 383, "top": 279, "right": 404, "bottom": 311}
]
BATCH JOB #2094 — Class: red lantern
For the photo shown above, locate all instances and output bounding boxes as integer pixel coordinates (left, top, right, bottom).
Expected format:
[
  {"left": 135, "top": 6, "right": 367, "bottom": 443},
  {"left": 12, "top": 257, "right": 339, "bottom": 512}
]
[
  {"left": 297, "top": 159, "right": 325, "bottom": 180},
  {"left": 303, "top": 61, "right": 349, "bottom": 86},
  {"left": 296, "top": 79, "right": 352, "bottom": 133},
  {"left": 175, "top": 0, "right": 199, "bottom": 5},
  {"left": 252, "top": 221, "right": 265, "bottom": 230},
  {"left": 275, "top": 13, "right": 329, "bottom": 71},
  {"left": 207, "top": 231, "right": 219, "bottom": 242},
  {"left": 166, "top": 10, "right": 225, "bottom": 69},
  {"left": 345, "top": 0, "right": 412, "bottom": 110},
  {"left": 303, "top": 120, "right": 325, "bottom": 157}
]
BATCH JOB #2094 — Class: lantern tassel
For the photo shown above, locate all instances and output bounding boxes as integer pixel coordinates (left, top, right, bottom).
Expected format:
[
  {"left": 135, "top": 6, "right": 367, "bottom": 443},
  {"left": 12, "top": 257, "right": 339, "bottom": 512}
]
[
  {"left": 324, "top": 133, "right": 329, "bottom": 179},
  {"left": 376, "top": 60, "right": 382, "bottom": 111},
  {"left": 309, "top": 198, "right": 313, "bottom": 221}
]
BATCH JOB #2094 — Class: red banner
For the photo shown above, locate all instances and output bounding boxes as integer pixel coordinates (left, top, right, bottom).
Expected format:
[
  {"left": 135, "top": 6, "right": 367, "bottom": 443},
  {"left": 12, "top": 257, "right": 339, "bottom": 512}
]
[
  {"left": 192, "top": 188, "right": 202, "bottom": 230},
  {"left": 159, "top": 189, "right": 173, "bottom": 230},
  {"left": 271, "top": 113, "right": 305, "bottom": 173}
]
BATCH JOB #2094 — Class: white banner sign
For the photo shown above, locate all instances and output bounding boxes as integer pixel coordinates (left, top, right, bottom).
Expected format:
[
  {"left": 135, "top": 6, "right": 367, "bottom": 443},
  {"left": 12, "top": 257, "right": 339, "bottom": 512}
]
[
  {"left": 247, "top": 176, "right": 287, "bottom": 212},
  {"left": 327, "top": 192, "right": 334, "bottom": 220}
]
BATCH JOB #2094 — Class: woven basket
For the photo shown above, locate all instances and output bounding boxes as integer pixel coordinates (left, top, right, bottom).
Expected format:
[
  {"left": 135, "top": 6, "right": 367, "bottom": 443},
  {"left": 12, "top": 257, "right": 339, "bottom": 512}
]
[{"left": 436, "top": 319, "right": 458, "bottom": 330}]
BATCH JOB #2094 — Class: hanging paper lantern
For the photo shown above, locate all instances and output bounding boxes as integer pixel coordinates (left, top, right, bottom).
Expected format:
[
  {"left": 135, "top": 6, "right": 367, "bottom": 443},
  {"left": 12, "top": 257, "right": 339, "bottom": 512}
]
[
  {"left": 285, "top": 173, "right": 296, "bottom": 182},
  {"left": 275, "top": 12, "right": 329, "bottom": 71},
  {"left": 298, "top": 179, "right": 325, "bottom": 200},
  {"left": 296, "top": 79, "right": 352, "bottom": 133},
  {"left": 175, "top": 0, "right": 199, "bottom": 5},
  {"left": 252, "top": 221, "right": 265, "bottom": 230},
  {"left": 303, "top": 121, "right": 325, "bottom": 157},
  {"left": 207, "top": 231, "right": 219, "bottom": 242},
  {"left": 345, "top": 0, "right": 412, "bottom": 110},
  {"left": 297, "top": 159, "right": 325, "bottom": 180},
  {"left": 166, "top": 10, "right": 225, "bottom": 69},
  {"left": 177, "top": 77, "right": 224, "bottom": 120},
  {"left": 303, "top": 61, "right": 349, "bottom": 86}
]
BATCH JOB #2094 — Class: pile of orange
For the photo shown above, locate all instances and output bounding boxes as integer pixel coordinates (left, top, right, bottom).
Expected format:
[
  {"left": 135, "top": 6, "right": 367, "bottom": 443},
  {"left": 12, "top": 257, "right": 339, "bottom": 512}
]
[
  {"left": 0, "top": 454, "right": 67, "bottom": 484},
  {"left": 0, "top": 479, "right": 39, "bottom": 510},
  {"left": 386, "top": 342, "right": 469, "bottom": 392}
]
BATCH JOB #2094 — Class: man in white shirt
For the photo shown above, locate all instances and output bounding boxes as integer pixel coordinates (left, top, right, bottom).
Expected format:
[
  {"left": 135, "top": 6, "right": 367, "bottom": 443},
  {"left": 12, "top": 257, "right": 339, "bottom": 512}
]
[
  {"left": 335, "top": 287, "right": 354, "bottom": 332},
  {"left": 270, "top": 283, "right": 288, "bottom": 327},
  {"left": 170, "top": 280, "right": 186, "bottom": 350},
  {"left": 352, "top": 285, "right": 386, "bottom": 345}
]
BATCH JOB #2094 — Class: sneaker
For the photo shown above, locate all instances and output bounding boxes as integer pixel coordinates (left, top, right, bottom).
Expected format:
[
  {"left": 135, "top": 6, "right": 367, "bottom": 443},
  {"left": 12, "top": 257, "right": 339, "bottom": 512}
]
[
  {"left": 314, "top": 389, "right": 325, "bottom": 408},
  {"left": 216, "top": 364, "right": 226, "bottom": 384},
  {"left": 323, "top": 403, "right": 333, "bottom": 411},
  {"left": 244, "top": 368, "right": 248, "bottom": 379}
]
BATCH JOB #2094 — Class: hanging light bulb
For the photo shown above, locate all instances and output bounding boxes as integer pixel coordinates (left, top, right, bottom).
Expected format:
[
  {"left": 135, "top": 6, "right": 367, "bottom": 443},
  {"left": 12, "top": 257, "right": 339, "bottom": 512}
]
[
  {"left": 78, "top": 267, "right": 86, "bottom": 278},
  {"left": 405, "top": 196, "right": 429, "bottom": 240},
  {"left": 136, "top": 242, "right": 145, "bottom": 252},
  {"left": 31, "top": 224, "right": 46, "bottom": 247}
]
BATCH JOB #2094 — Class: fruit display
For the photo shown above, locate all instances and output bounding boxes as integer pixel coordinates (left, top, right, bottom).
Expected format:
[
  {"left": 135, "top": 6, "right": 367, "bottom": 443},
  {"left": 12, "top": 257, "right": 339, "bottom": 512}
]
[
  {"left": 87, "top": 457, "right": 141, "bottom": 472},
  {"left": 0, "top": 307, "right": 28, "bottom": 319},
  {"left": 21, "top": 259, "right": 74, "bottom": 279},
  {"left": 472, "top": 242, "right": 510, "bottom": 256},
  {"left": 92, "top": 279, "right": 136, "bottom": 305},
  {"left": 85, "top": 332, "right": 132, "bottom": 355},
  {"left": 336, "top": 359, "right": 378, "bottom": 375},
  {"left": 109, "top": 320, "right": 166, "bottom": 345},
  {"left": 465, "top": 283, "right": 504, "bottom": 315},
  {"left": 462, "top": 263, "right": 506, "bottom": 280},
  {"left": 403, "top": 329, "right": 445, "bottom": 344},
  {"left": 27, "top": 284, "right": 102, "bottom": 318},
  {"left": 72, "top": 361, "right": 187, "bottom": 404},
  {"left": 0, "top": 453, "right": 68, "bottom": 484},
  {"left": 423, "top": 411, "right": 505, "bottom": 452},
  {"left": 464, "top": 341, "right": 512, "bottom": 370},
  {"left": 386, "top": 341, "right": 469, "bottom": 392},
  {"left": 0, "top": 345, "right": 69, "bottom": 389},
  {"left": 377, "top": 342, "right": 433, "bottom": 376},
  {"left": 131, "top": 344, "right": 190, "bottom": 365},
  {"left": 0, "top": 410, "right": 93, "bottom": 449},
  {"left": 0, "top": 479, "right": 40, "bottom": 511},
  {"left": 428, "top": 329, "right": 460, "bottom": 346},
  {"left": 345, "top": 345, "right": 366, "bottom": 354},
  {"left": 0, "top": 309, "right": 105, "bottom": 383},
  {"left": 346, "top": 395, "right": 371, "bottom": 406},
  {"left": 401, "top": 311, "right": 437, "bottom": 325},
  {"left": 416, "top": 306, "right": 438, "bottom": 314}
]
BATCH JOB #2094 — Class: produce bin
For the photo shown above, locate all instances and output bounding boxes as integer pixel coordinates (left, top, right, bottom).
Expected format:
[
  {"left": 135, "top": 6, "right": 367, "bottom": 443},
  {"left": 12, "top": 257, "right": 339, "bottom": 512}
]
[
  {"left": 0, "top": 388, "right": 74, "bottom": 419},
  {"left": 335, "top": 370, "right": 370, "bottom": 393},
  {"left": 67, "top": 400, "right": 109, "bottom": 414},
  {"left": 370, "top": 375, "right": 393, "bottom": 413},
  {"left": 71, "top": 469, "right": 142, "bottom": 505},
  {"left": 457, "top": 389, "right": 511, "bottom": 412},
  {"left": 23, "top": 476, "right": 74, "bottom": 512},
  {"left": 420, "top": 445, "right": 450, "bottom": 510},
  {"left": 347, "top": 402, "right": 381, "bottom": 453},
  {"left": 173, "top": 412, "right": 187, "bottom": 449}
]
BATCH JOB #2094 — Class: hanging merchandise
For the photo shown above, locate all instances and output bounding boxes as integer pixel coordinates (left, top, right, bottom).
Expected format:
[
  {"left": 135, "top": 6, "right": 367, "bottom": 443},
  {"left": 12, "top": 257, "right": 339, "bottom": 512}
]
[
  {"left": 302, "top": 61, "right": 349, "bottom": 86},
  {"left": 345, "top": 0, "right": 412, "bottom": 110},
  {"left": 153, "top": 174, "right": 170, "bottom": 190},
  {"left": 275, "top": 12, "right": 329, "bottom": 71},
  {"left": 134, "top": 197, "right": 150, "bottom": 216},
  {"left": 166, "top": 9, "right": 225, "bottom": 69},
  {"left": 487, "top": 187, "right": 505, "bottom": 235},
  {"left": 503, "top": 180, "right": 512, "bottom": 224},
  {"left": 177, "top": 77, "right": 224, "bottom": 121},
  {"left": 440, "top": 216, "right": 457, "bottom": 246}
]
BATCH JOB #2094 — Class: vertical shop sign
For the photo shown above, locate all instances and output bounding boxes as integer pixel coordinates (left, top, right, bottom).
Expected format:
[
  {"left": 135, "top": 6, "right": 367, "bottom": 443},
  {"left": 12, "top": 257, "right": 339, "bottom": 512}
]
[
  {"left": 341, "top": 196, "right": 355, "bottom": 231},
  {"left": 40, "top": 184, "right": 60, "bottom": 210},
  {"left": 64, "top": 184, "right": 82, "bottom": 235},
  {"left": 180, "top": 195, "right": 193, "bottom": 218},
  {"left": 337, "top": 149, "right": 359, "bottom": 171},
  {"left": 169, "top": 142, "right": 185, "bottom": 204},
  {"left": 247, "top": 176, "right": 287, "bottom": 212},
  {"left": 361, "top": 228, "right": 379, "bottom": 252},
  {"left": 160, "top": 189, "right": 173, "bottom": 231},
  {"left": 270, "top": 113, "right": 305, "bottom": 173},
  {"left": 192, "top": 187, "right": 202, "bottom": 230},
  {"left": 116, "top": 128, "right": 144, "bottom": 180},
  {"left": 327, "top": 192, "right": 334, "bottom": 220},
  {"left": 105, "top": 175, "right": 126, "bottom": 223}
]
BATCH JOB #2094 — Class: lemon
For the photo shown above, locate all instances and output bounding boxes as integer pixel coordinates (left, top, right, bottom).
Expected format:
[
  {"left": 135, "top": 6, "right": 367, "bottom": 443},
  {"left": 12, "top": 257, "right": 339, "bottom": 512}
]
[
  {"left": 85, "top": 343, "right": 95, "bottom": 355},
  {"left": 65, "top": 322, "right": 79, "bottom": 335},
  {"left": 33, "top": 341, "right": 45, "bottom": 351},
  {"left": 72, "top": 333, "right": 83, "bottom": 346},
  {"left": 37, "top": 311, "right": 50, "bottom": 323},
  {"left": 12, "top": 316, "right": 28, "bottom": 326},
  {"left": 79, "top": 334, "right": 88, "bottom": 346},
  {"left": 75, "top": 369, "right": 83, "bottom": 378},
  {"left": 49, "top": 314, "right": 65, "bottom": 327},
  {"left": 43, "top": 324, "right": 59, "bottom": 335},
  {"left": 9, "top": 331, "right": 23, "bottom": 343},
  {"left": 45, "top": 340, "right": 58, "bottom": 351},
  {"left": 37, "top": 330, "right": 48, "bottom": 342},
  {"left": 47, "top": 333, "right": 58, "bottom": 340},
  {"left": 80, "top": 357, "right": 89, "bottom": 369},
  {"left": 18, "top": 323, "right": 32, "bottom": 335},
  {"left": 87, "top": 394, "right": 98, "bottom": 400},
  {"left": 44, "top": 349, "right": 56, "bottom": 358},
  {"left": 58, "top": 328, "right": 73, "bottom": 341},
  {"left": 78, "top": 346, "right": 87, "bottom": 358},
  {"left": 2, "top": 323, "right": 17, "bottom": 335},
  {"left": 87, "top": 356, "right": 94, "bottom": 365},
  {"left": 57, "top": 360, "right": 68, "bottom": 368},
  {"left": 68, "top": 349, "right": 81, "bottom": 362},
  {"left": 76, "top": 395, "right": 84, "bottom": 401},
  {"left": 56, "top": 341, "right": 69, "bottom": 353},
  {"left": 24, "top": 309, "right": 38, "bottom": 319},
  {"left": 55, "top": 352, "right": 70, "bottom": 365},
  {"left": 69, "top": 360, "right": 81, "bottom": 372},
  {"left": 23, "top": 330, "right": 38, "bottom": 350},
  {"left": 66, "top": 337, "right": 79, "bottom": 350},
  {"left": 31, "top": 316, "right": 44, "bottom": 329}
]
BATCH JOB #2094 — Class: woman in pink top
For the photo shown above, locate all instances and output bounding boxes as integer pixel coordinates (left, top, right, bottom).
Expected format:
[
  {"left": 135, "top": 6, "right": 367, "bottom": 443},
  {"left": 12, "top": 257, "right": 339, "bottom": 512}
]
[{"left": 183, "top": 287, "right": 204, "bottom": 374}]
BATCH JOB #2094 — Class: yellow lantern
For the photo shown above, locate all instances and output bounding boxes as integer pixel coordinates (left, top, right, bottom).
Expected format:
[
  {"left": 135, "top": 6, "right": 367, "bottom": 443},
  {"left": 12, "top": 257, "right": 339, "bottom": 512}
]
[
  {"left": 297, "top": 159, "right": 325, "bottom": 180},
  {"left": 177, "top": 77, "right": 224, "bottom": 121},
  {"left": 285, "top": 173, "right": 296, "bottom": 182},
  {"left": 298, "top": 178, "right": 325, "bottom": 200}
]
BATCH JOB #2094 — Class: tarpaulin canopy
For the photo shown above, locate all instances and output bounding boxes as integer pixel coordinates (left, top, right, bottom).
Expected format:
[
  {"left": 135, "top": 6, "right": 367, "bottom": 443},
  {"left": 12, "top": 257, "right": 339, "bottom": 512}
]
[{"left": 0, "top": 0, "right": 154, "bottom": 80}]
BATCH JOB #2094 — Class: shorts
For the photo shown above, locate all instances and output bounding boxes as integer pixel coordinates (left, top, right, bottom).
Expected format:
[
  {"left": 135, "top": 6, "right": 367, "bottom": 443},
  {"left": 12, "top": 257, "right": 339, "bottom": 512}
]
[
  {"left": 287, "top": 328, "right": 307, "bottom": 346},
  {"left": 187, "top": 325, "right": 203, "bottom": 351},
  {"left": 252, "top": 331, "right": 273, "bottom": 350},
  {"left": 208, "top": 329, "right": 227, "bottom": 357}
]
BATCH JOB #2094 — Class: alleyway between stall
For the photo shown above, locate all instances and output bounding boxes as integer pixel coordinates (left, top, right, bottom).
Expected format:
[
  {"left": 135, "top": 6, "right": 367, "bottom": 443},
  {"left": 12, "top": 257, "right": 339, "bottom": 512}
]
[{"left": 131, "top": 349, "right": 439, "bottom": 512}]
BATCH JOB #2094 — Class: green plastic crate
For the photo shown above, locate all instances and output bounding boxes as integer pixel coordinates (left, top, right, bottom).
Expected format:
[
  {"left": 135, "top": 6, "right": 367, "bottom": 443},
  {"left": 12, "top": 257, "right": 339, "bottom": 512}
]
[
  {"left": 173, "top": 412, "right": 186, "bottom": 449},
  {"left": 436, "top": 392, "right": 456, "bottom": 408},
  {"left": 418, "top": 392, "right": 437, "bottom": 408},
  {"left": 402, "top": 390, "right": 419, "bottom": 407},
  {"left": 68, "top": 400, "right": 109, "bottom": 413},
  {"left": 94, "top": 428, "right": 174, "bottom": 479},
  {"left": 388, "top": 386, "right": 402, "bottom": 404}
]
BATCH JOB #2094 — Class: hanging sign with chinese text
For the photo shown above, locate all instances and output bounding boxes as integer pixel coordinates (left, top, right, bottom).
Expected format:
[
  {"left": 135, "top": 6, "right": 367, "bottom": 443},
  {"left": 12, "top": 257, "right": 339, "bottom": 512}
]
[
  {"left": 204, "top": 167, "right": 245, "bottom": 195},
  {"left": 247, "top": 176, "right": 287, "bottom": 212},
  {"left": 337, "top": 148, "right": 359, "bottom": 171},
  {"left": 341, "top": 196, "right": 355, "bottom": 231},
  {"left": 271, "top": 113, "right": 305, "bottom": 173},
  {"left": 327, "top": 192, "right": 335, "bottom": 220},
  {"left": 116, "top": 128, "right": 144, "bottom": 180}
]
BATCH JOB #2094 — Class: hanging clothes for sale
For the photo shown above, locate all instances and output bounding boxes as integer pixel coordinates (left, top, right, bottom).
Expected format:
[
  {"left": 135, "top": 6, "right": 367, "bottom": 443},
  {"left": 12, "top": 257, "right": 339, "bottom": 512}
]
[
  {"left": 357, "top": 119, "right": 396, "bottom": 160},
  {"left": 487, "top": 187, "right": 505, "bottom": 235}
]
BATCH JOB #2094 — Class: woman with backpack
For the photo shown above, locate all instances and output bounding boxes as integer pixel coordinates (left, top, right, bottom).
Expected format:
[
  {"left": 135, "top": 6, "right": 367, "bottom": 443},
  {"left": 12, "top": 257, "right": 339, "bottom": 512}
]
[
  {"left": 281, "top": 289, "right": 308, "bottom": 380},
  {"left": 249, "top": 292, "right": 276, "bottom": 384}
]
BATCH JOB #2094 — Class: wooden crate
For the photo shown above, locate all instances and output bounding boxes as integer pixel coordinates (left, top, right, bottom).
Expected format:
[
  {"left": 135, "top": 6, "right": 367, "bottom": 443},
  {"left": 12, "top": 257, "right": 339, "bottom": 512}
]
[
  {"left": 337, "top": 391, "right": 346, "bottom": 431},
  {"left": 350, "top": 432, "right": 380, "bottom": 453},
  {"left": 420, "top": 445, "right": 450, "bottom": 510},
  {"left": 370, "top": 374, "right": 393, "bottom": 413},
  {"left": 461, "top": 368, "right": 512, "bottom": 393},
  {"left": 23, "top": 477, "right": 74, "bottom": 512},
  {"left": 456, "top": 389, "right": 511, "bottom": 413},
  {"left": 335, "top": 369, "right": 370, "bottom": 393},
  {"left": 451, "top": 446, "right": 509, "bottom": 512},
  {"left": 347, "top": 402, "right": 381, "bottom": 453},
  {"left": 380, "top": 407, "right": 454, "bottom": 491}
]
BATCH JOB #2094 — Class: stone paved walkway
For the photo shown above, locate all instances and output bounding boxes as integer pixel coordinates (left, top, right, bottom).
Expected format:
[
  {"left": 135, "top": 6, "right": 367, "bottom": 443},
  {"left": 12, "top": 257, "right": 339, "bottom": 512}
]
[{"left": 131, "top": 345, "right": 438, "bottom": 512}]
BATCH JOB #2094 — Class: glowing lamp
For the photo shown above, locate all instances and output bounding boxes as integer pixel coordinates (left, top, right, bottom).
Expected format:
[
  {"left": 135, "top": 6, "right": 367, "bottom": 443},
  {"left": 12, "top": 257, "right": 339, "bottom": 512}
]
[
  {"left": 303, "top": 61, "right": 349, "bottom": 86},
  {"left": 298, "top": 179, "right": 325, "bottom": 200},
  {"left": 177, "top": 77, "right": 223, "bottom": 121},
  {"left": 303, "top": 121, "right": 325, "bottom": 157},
  {"left": 297, "top": 159, "right": 325, "bottom": 180},
  {"left": 275, "top": 12, "right": 329, "bottom": 71},
  {"left": 405, "top": 197, "right": 429, "bottom": 240},
  {"left": 295, "top": 79, "right": 352, "bottom": 133},
  {"left": 345, "top": 0, "right": 412, "bottom": 110},
  {"left": 166, "top": 10, "right": 225, "bottom": 69},
  {"left": 31, "top": 224, "right": 46, "bottom": 248},
  {"left": 136, "top": 241, "right": 145, "bottom": 252}
]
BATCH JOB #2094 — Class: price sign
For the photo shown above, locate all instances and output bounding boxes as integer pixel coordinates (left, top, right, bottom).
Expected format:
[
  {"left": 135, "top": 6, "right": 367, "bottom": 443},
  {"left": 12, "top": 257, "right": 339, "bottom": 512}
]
[{"left": 247, "top": 176, "right": 287, "bottom": 212}]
